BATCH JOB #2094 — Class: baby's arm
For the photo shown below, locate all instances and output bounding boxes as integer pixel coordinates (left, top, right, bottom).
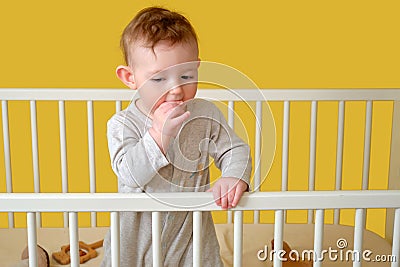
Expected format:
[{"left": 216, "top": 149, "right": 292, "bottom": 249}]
[
  {"left": 107, "top": 113, "right": 170, "bottom": 190},
  {"left": 107, "top": 101, "right": 190, "bottom": 190},
  {"left": 206, "top": 102, "right": 252, "bottom": 209}
]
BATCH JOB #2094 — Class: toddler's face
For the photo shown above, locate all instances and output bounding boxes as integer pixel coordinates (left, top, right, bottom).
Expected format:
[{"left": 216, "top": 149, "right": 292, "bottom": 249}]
[{"left": 129, "top": 40, "right": 199, "bottom": 116}]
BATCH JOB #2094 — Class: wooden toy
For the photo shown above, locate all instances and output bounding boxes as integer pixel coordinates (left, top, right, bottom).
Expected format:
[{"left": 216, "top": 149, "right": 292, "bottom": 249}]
[{"left": 52, "top": 240, "right": 103, "bottom": 265}]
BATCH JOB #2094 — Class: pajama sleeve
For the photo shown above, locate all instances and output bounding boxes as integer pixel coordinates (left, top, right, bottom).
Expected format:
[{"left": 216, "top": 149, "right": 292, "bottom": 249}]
[
  {"left": 208, "top": 102, "right": 252, "bottom": 188},
  {"left": 107, "top": 112, "right": 169, "bottom": 189}
]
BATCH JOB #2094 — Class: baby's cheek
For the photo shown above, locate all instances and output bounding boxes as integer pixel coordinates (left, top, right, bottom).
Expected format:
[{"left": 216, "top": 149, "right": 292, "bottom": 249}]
[{"left": 183, "top": 85, "right": 197, "bottom": 100}]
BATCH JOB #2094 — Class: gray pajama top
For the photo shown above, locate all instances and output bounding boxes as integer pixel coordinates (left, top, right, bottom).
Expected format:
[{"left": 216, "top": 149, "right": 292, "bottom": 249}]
[{"left": 101, "top": 98, "right": 252, "bottom": 267}]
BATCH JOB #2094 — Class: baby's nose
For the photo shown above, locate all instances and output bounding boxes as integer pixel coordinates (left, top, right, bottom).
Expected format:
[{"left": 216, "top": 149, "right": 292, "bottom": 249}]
[{"left": 169, "top": 85, "right": 183, "bottom": 95}]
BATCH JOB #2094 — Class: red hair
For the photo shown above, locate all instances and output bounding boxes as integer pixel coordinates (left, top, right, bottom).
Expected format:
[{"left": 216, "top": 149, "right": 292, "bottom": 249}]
[{"left": 121, "top": 7, "right": 198, "bottom": 64}]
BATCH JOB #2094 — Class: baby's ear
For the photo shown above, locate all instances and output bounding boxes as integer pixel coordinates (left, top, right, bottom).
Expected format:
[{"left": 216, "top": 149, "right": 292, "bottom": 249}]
[{"left": 116, "top": 65, "right": 137, "bottom": 90}]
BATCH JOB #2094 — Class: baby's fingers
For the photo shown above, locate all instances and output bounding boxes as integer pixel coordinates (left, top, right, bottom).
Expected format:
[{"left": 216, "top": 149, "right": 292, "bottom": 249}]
[
  {"left": 170, "top": 111, "right": 190, "bottom": 127},
  {"left": 220, "top": 185, "right": 229, "bottom": 209},
  {"left": 232, "top": 188, "right": 244, "bottom": 208},
  {"left": 157, "top": 101, "right": 182, "bottom": 114},
  {"left": 209, "top": 185, "right": 221, "bottom": 206},
  {"left": 227, "top": 187, "right": 236, "bottom": 208}
]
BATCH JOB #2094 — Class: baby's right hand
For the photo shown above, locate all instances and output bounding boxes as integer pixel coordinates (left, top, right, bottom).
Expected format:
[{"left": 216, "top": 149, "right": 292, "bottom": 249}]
[
  {"left": 149, "top": 101, "right": 190, "bottom": 152},
  {"left": 152, "top": 101, "right": 190, "bottom": 137}
]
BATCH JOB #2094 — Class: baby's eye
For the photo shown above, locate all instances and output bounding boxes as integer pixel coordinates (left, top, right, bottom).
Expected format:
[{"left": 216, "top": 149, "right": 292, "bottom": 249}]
[
  {"left": 181, "top": 75, "right": 194, "bottom": 80},
  {"left": 150, "top": 78, "right": 166, "bottom": 82}
]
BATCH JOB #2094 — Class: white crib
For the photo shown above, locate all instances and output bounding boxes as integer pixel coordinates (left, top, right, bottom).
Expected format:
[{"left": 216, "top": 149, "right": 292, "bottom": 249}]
[{"left": 0, "top": 88, "right": 399, "bottom": 267}]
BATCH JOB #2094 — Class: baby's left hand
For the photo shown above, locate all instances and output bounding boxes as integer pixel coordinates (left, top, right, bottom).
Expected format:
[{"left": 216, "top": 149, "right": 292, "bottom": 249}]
[{"left": 207, "top": 177, "right": 248, "bottom": 209}]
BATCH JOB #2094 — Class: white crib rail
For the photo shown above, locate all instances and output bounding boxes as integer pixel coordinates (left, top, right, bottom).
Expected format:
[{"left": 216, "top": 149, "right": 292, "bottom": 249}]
[
  {"left": 1, "top": 88, "right": 400, "bottom": 101},
  {"left": 3, "top": 191, "right": 398, "bottom": 212},
  {"left": 1, "top": 191, "right": 399, "bottom": 266}
]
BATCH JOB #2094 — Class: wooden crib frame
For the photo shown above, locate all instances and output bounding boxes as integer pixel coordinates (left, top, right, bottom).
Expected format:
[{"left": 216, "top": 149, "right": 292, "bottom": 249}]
[{"left": 0, "top": 88, "right": 399, "bottom": 267}]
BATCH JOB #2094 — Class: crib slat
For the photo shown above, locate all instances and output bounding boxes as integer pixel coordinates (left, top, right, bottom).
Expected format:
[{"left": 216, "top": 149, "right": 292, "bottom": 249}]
[
  {"left": 308, "top": 101, "right": 317, "bottom": 224},
  {"left": 353, "top": 208, "right": 365, "bottom": 267},
  {"left": 193, "top": 211, "right": 202, "bottom": 267},
  {"left": 27, "top": 212, "right": 38, "bottom": 267},
  {"left": 58, "top": 101, "right": 67, "bottom": 193},
  {"left": 313, "top": 209, "right": 324, "bottom": 266},
  {"left": 281, "top": 101, "right": 289, "bottom": 222},
  {"left": 308, "top": 101, "right": 317, "bottom": 191},
  {"left": 87, "top": 101, "right": 97, "bottom": 227},
  {"left": 152, "top": 212, "right": 161, "bottom": 267},
  {"left": 30, "top": 101, "right": 40, "bottom": 193},
  {"left": 334, "top": 101, "right": 345, "bottom": 225},
  {"left": 234, "top": 211, "right": 243, "bottom": 267},
  {"left": 59, "top": 101, "right": 69, "bottom": 227},
  {"left": 228, "top": 101, "right": 234, "bottom": 129},
  {"left": 116, "top": 101, "right": 122, "bottom": 112},
  {"left": 282, "top": 101, "right": 290, "bottom": 192},
  {"left": 69, "top": 212, "right": 80, "bottom": 267},
  {"left": 30, "top": 100, "right": 41, "bottom": 227},
  {"left": 391, "top": 208, "right": 400, "bottom": 267},
  {"left": 1, "top": 100, "right": 12, "bottom": 194},
  {"left": 111, "top": 211, "right": 120, "bottom": 267},
  {"left": 227, "top": 101, "right": 234, "bottom": 224},
  {"left": 362, "top": 101, "right": 372, "bottom": 190},
  {"left": 273, "top": 210, "right": 284, "bottom": 267},
  {"left": 254, "top": 101, "right": 262, "bottom": 190},
  {"left": 2, "top": 100, "right": 14, "bottom": 228},
  {"left": 254, "top": 101, "right": 262, "bottom": 224}
]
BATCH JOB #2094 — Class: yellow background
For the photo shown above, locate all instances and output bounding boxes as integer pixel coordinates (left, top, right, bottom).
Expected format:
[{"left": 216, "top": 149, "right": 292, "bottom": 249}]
[{"left": 1, "top": 0, "right": 400, "bottom": 239}]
